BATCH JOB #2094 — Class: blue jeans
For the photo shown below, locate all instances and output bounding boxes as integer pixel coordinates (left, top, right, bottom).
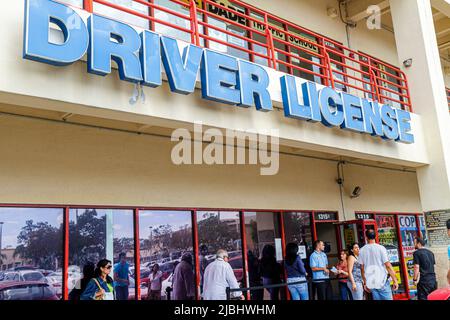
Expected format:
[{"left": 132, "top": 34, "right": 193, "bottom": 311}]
[
  {"left": 287, "top": 277, "right": 309, "bottom": 300},
  {"left": 115, "top": 285, "right": 129, "bottom": 300},
  {"left": 371, "top": 280, "right": 393, "bottom": 300},
  {"left": 339, "top": 281, "right": 352, "bottom": 300},
  {"left": 347, "top": 281, "right": 364, "bottom": 300}
]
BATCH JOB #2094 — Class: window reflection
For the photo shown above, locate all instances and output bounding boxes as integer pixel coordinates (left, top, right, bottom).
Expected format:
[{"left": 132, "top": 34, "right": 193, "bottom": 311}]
[
  {"left": 0, "top": 208, "right": 63, "bottom": 300},
  {"left": 197, "top": 211, "right": 242, "bottom": 294},
  {"left": 244, "top": 212, "right": 283, "bottom": 300},
  {"left": 139, "top": 210, "right": 194, "bottom": 300},
  {"left": 68, "top": 209, "right": 135, "bottom": 300},
  {"left": 375, "top": 215, "right": 406, "bottom": 295}
]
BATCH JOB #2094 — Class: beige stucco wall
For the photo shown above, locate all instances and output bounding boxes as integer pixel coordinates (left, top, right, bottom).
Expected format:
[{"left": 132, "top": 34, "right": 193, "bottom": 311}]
[
  {"left": 0, "top": 0, "right": 429, "bottom": 169},
  {"left": 0, "top": 113, "right": 422, "bottom": 214},
  {"left": 244, "top": 0, "right": 400, "bottom": 65}
]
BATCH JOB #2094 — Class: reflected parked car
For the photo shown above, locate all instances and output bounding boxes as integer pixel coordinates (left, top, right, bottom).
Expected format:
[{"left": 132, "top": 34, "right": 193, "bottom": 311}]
[
  {"left": 0, "top": 281, "right": 58, "bottom": 300},
  {"left": 2, "top": 270, "right": 47, "bottom": 283},
  {"left": 228, "top": 256, "right": 243, "bottom": 282}
]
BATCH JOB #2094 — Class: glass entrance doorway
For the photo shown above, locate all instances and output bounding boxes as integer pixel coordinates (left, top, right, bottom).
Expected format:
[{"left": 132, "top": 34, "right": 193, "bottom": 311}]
[
  {"left": 337, "top": 218, "right": 379, "bottom": 251},
  {"left": 244, "top": 212, "right": 284, "bottom": 300}
]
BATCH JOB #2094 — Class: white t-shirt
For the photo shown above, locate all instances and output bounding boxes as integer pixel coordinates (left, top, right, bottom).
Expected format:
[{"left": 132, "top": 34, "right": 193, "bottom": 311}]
[
  {"left": 202, "top": 258, "right": 242, "bottom": 300},
  {"left": 359, "top": 243, "right": 389, "bottom": 290}
]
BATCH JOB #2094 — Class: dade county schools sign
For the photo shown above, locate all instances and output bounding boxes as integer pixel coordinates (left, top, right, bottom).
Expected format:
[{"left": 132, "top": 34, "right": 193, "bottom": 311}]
[{"left": 23, "top": 0, "right": 414, "bottom": 144}]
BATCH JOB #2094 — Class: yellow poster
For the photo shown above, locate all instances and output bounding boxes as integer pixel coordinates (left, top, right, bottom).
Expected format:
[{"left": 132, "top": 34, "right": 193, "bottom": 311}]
[
  {"left": 179, "top": 0, "right": 203, "bottom": 9},
  {"left": 390, "top": 265, "right": 402, "bottom": 285},
  {"left": 344, "top": 227, "right": 355, "bottom": 248}
]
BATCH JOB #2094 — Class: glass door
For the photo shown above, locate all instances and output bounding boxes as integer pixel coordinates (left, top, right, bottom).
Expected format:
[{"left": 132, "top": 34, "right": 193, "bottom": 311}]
[
  {"left": 244, "top": 212, "right": 283, "bottom": 301},
  {"left": 375, "top": 215, "right": 408, "bottom": 299}
]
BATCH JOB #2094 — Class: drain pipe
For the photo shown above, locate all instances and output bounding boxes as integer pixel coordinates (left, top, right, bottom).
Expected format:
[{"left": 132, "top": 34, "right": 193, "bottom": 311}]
[
  {"left": 336, "top": 161, "right": 347, "bottom": 221},
  {"left": 338, "top": 0, "right": 356, "bottom": 48}
]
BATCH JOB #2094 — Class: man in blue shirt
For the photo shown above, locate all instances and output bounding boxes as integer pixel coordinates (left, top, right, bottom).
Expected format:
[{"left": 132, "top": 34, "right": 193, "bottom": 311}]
[
  {"left": 114, "top": 252, "right": 130, "bottom": 300},
  {"left": 310, "top": 240, "right": 332, "bottom": 300}
]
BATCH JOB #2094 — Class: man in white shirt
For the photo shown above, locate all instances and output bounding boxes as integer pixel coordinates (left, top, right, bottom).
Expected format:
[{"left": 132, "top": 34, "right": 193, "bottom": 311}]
[
  {"left": 359, "top": 229, "right": 399, "bottom": 300},
  {"left": 202, "top": 249, "right": 243, "bottom": 300}
]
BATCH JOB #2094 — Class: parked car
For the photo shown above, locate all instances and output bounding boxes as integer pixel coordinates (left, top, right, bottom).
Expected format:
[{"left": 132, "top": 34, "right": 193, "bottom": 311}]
[
  {"left": 228, "top": 256, "right": 243, "bottom": 282},
  {"left": 0, "top": 281, "right": 58, "bottom": 300}
]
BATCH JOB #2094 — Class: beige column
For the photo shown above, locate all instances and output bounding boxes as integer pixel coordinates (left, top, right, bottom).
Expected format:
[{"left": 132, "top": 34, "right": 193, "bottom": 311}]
[{"left": 390, "top": 0, "right": 450, "bottom": 289}]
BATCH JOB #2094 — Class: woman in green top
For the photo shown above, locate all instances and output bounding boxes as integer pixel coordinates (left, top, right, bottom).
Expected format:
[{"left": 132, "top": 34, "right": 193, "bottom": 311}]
[{"left": 81, "top": 259, "right": 116, "bottom": 300}]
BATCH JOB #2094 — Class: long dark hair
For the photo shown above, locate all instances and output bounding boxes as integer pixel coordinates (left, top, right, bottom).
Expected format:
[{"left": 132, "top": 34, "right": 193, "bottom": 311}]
[
  {"left": 81, "top": 262, "right": 95, "bottom": 291},
  {"left": 348, "top": 243, "right": 359, "bottom": 258},
  {"left": 285, "top": 243, "right": 299, "bottom": 266},
  {"left": 94, "top": 259, "right": 113, "bottom": 283}
]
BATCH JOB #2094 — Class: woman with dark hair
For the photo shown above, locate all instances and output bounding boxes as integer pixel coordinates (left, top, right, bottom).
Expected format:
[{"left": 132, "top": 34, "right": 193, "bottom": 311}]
[
  {"left": 69, "top": 262, "right": 95, "bottom": 300},
  {"left": 147, "top": 264, "right": 163, "bottom": 300},
  {"left": 80, "top": 259, "right": 115, "bottom": 300},
  {"left": 284, "top": 243, "right": 308, "bottom": 300},
  {"left": 335, "top": 250, "right": 352, "bottom": 300},
  {"left": 347, "top": 243, "right": 364, "bottom": 300},
  {"left": 260, "top": 244, "right": 282, "bottom": 300}
]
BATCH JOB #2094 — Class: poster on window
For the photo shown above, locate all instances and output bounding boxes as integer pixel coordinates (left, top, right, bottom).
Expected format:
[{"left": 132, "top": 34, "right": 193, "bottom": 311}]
[
  {"left": 376, "top": 215, "right": 396, "bottom": 246},
  {"left": 399, "top": 215, "right": 419, "bottom": 297},
  {"left": 390, "top": 265, "right": 402, "bottom": 285}
]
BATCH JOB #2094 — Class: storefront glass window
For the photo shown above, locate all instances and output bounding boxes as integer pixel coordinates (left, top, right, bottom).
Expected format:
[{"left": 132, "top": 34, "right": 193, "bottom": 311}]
[
  {"left": 68, "top": 209, "right": 135, "bottom": 300},
  {"left": 398, "top": 215, "right": 420, "bottom": 298},
  {"left": 138, "top": 210, "right": 194, "bottom": 300},
  {"left": 283, "top": 212, "right": 313, "bottom": 261},
  {"left": 93, "top": 0, "right": 150, "bottom": 29},
  {"left": 196, "top": 211, "right": 242, "bottom": 294},
  {"left": 375, "top": 215, "right": 406, "bottom": 295},
  {"left": 0, "top": 207, "right": 64, "bottom": 300},
  {"left": 244, "top": 212, "right": 283, "bottom": 300}
]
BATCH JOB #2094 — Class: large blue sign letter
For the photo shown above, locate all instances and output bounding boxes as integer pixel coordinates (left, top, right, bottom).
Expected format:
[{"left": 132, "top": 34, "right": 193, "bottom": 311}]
[
  {"left": 201, "top": 49, "right": 240, "bottom": 104},
  {"left": 161, "top": 37, "right": 203, "bottom": 94},
  {"left": 24, "top": 0, "right": 88, "bottom": 66},
  {"left": 238, "top": 60, "right": 272, "bottom": 111},
  {"left": 88, "top": 15, "right": 143, "bottom": 82},
  {"left": 140, "top": 30, "right": 161, "bottom": 87}
]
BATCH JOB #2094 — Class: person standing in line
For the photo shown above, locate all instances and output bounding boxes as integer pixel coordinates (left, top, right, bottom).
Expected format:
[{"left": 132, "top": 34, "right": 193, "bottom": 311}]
[
  {"left": 335, "top": 250, "right": 352, "bottom": 300},
  {"left": 347, "top": 243, "right": 364, "bottom": 300},
  {"left": 172, "top": 253, "right": 195, "bottom": 300},
  {"left": 147, "top": 264, "right": 163, "bottom": 300},
  {"left": 81, "top": 259, "right": 115, "bottom": 300},
  {"left": 247, "top": 250, "right": 263, "bottom": 300},
  {"left": 284, "top": 243, "right": 309, "bottom": 300},
  {"left": 413, "top": 237, "right": 437, "bottom": 300},
  {"left": 260, "top": 245, "right": 283, "bottom": 301},
  {"left": 359, "top": 230, "right": 399, "bottom": 300},
  {"left": 113, "top": 252, "right": 130, "bottom": 300},
  {"left": 202, "top": 249, "right": 243, "bottom": 300},
  {"left": 310, "top": 240, "right": 333, "bottom": 300},
  {"left": 69, "top": 262, "right": 95, "bottom": 300}
]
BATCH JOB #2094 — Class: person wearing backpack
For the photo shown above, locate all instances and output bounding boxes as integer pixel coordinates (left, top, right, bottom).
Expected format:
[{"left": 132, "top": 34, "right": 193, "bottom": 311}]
[
  {"left": 284, "top": 242, "right": 309, "bottom": 300},
  {"left": 81, "top": 259, "right": 115, "bottom": 300}
]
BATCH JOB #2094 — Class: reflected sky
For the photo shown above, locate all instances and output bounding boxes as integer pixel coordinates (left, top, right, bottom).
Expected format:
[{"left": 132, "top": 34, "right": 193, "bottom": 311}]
[
  {"left": 0, "top": 208, "right": 63, "bottom": 249},
  {"left": 139, "top": 211, "right": 192, "bottom": 238},
  {"left": 197, "top": 211, "right": 239, "bottom": 222},
  {"left": 69, "top": 209, "right": 134, "bottom": 239}
]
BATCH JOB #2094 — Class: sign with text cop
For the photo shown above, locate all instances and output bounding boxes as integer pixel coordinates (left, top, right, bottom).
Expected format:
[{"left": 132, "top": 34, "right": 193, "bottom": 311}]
[{"left": 23, "top": 0, "right": 415, "bottom": 144}]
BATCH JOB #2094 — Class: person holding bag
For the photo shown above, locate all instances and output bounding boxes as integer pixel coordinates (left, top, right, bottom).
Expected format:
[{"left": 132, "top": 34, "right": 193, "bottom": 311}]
[{"left": 81, "top": 259, "right": 116, "bottom": 300}]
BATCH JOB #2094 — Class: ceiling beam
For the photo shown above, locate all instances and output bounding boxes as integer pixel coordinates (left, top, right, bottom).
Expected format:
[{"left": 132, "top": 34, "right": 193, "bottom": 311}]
[
  {"left": 431, "top": 0, "right": 450, "bottom": 18},
  {"left": 434, "top": 17, "right": 450, "bottom": 38}
]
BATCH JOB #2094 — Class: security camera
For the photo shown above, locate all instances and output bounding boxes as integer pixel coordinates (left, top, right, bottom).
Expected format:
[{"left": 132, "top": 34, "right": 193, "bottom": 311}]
[
  {"left": 350, "top": 186, "right": 362, "bottom": 198},
  {"left": 403, "top": 59, "right": 413, "bottom": 68}
]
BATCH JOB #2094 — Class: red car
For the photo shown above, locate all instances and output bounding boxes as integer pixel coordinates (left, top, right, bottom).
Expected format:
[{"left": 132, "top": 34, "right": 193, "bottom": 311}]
[{"left": 0, "top": 281, "right": 59, "bottom": 300}]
